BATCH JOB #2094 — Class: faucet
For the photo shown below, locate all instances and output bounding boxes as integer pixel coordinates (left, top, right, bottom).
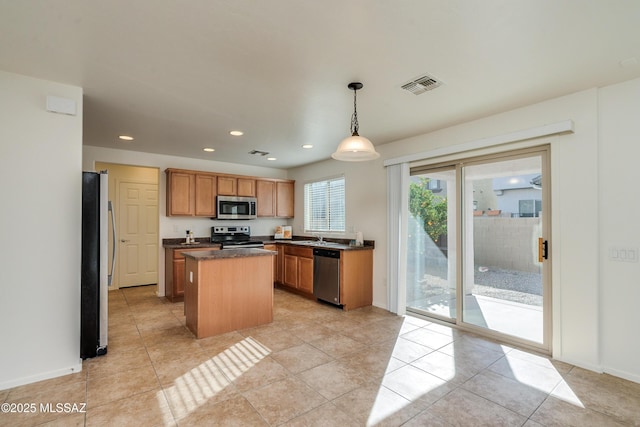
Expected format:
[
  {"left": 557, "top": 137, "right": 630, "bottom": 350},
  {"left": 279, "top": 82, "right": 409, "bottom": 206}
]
[{"left": 314, "top": 233, "right": 323, "bottom": 243}]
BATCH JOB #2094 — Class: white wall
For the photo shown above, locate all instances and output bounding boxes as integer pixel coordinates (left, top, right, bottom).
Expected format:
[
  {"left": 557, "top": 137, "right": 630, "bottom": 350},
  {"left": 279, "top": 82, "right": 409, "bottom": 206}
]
[
  {"left": 0, "top": 71, "right": 83, "bottom": 389},
  {"left": 287, "top": 158, "right": 388, "bottom": 307},
  {"left": 82, "top": 146, "right": 291, "bottom": 295},
  {"left": 598, "top": 78, "right": 640, "bottom": 383}
]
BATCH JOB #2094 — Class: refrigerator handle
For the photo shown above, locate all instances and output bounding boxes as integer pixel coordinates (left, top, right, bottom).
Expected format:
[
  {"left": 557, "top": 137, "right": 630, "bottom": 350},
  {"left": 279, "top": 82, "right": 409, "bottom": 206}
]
[{"left": 108, "top": 200, "right": 116, "bottom": 286}]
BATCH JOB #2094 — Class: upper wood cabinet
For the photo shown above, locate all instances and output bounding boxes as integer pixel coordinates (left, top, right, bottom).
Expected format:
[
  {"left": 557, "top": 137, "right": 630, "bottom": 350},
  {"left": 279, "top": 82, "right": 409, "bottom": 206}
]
[
  {"left": 167, "top": 170, "right": 216, "bottom": 217},
  {"left": 238, "top": 178, "right": 256, "bottom": 197},
  {"left": 217, "top": 176, "right": 236, "bottom": 196},
  {"left": 256, "top": 179, "right": 294, "bottom": 218},
  {"left": 256, "top": 180, "right": 276, "bottom": 216},
  {"left": 166, "top": 168, "right": 293, "bottom": 218},
  {"left": 276, "top": 181, "right": 294, "bottom": 218},
  {"left": 194, "top": 174, "right": 216, "bottom": 216},
  {"left": 167, "top": 171, "right": 195, "bottom": 216},
  {"left": 165, "top": 169, "right": 295, "bottom": 218},
  {"left": 217, "top": 176, "right": 256, "bottom": 197}
]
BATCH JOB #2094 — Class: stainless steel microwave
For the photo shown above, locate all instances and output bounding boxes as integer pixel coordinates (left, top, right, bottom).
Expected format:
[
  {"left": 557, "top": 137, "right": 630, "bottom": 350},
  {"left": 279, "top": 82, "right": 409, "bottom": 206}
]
[{"left": 217, "top": 196, "right": 257, "bottom": 220}]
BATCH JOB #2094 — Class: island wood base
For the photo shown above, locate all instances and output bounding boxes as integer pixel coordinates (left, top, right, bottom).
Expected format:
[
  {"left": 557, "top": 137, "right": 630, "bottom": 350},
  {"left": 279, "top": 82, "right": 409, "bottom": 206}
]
[{"left": 184, "top": 253, "right": 274, "bottom": 338}]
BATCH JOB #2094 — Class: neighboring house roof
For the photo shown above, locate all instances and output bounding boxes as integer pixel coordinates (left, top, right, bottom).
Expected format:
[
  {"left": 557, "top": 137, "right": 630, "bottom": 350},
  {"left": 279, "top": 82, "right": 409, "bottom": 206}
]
[{"left": 493, "top": 173, "right": 540, "bottom": 191}]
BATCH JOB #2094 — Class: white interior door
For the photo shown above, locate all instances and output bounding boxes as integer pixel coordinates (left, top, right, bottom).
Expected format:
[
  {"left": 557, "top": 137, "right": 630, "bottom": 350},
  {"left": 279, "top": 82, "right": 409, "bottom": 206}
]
[{"left": 118, "top": 181, "right": 159, "bottom": 287}]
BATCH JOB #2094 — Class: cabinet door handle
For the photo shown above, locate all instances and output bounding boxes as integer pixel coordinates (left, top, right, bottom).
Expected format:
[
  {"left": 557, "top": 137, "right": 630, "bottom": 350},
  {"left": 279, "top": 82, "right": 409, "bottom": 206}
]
[{"left": 120, "top": 239, "right": 130, "bottom": 243}]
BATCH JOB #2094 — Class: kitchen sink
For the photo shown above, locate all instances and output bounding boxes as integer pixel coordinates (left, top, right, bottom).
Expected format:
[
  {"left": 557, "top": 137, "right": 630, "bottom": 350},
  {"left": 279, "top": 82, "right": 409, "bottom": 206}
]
[{"left": 288, "top": 240, "right": 345, "bottom": 247}]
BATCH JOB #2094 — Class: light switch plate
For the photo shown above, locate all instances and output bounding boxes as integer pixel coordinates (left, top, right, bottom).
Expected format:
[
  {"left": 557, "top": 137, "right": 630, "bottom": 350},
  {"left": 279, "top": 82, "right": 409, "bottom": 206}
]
[{"left": 609, "top": 247, "right": 639, "bottom": 262}]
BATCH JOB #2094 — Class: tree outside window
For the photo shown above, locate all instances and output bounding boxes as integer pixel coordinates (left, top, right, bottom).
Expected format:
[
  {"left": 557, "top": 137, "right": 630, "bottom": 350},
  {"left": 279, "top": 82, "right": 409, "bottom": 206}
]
[{"left": 409, "top": 177, "right": 448, "bottom": 244}]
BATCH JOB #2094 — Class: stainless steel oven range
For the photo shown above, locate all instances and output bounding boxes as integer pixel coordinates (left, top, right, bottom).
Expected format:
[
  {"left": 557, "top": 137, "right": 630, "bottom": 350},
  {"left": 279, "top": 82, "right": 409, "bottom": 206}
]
[{"left": 211, "top": 225, "right": 264, "bottom": 249}]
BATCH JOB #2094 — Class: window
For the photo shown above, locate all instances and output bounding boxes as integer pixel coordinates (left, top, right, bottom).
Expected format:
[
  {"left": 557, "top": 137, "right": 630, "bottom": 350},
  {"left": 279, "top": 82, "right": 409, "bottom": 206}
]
[
  {"left": 427, "top": 179, "right": 442, "bottom": 192},
  {"left": 304, "top": 176, "right": 345, "bottom": 232},
  {"left": 519, "top": 199, "right": 542, "bottom": 217}
]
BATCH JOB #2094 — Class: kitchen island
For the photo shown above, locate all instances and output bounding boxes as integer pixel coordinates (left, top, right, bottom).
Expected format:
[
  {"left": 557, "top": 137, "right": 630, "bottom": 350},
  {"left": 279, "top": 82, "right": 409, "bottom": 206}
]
[{"left": 182, "top": 248, "right": 276, "bottom": 338}]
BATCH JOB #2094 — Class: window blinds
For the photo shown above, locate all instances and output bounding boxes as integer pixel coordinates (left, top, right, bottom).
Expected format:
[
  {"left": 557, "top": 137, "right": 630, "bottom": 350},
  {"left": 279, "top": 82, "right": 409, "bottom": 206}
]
[{"left": 304, "top": 176, "right": 345, "bottom": 232}]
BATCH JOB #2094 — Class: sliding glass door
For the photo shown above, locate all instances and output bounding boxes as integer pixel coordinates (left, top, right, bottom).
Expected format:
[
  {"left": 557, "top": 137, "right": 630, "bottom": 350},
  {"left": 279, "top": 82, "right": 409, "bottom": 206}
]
[
  {"left": 406, "top": 147, "right": 550, "bottom": 350},
  {"left": 406, "top": 167, "right": 457, "bottom": 322}
]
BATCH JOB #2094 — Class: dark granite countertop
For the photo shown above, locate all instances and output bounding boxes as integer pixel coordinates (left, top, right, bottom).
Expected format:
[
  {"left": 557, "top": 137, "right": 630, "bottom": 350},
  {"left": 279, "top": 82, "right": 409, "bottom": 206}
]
[
  {"left": 258, "top": 235, "right": 374, "bottom": 251},
  {"left": 181, "top": 248, "right": 277, "bottom": 260},
  {"left": 163, "top": 238, "right": 220, "bottom": 249},
  {"left": 163, "top": 236, "right": 374, "bottom": 251}
]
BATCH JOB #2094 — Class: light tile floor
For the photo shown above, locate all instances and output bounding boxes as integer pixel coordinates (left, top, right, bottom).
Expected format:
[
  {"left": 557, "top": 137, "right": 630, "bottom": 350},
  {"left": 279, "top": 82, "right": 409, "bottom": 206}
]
[{"left": 2, "top": 285, "right": 640, "bottom": 426}]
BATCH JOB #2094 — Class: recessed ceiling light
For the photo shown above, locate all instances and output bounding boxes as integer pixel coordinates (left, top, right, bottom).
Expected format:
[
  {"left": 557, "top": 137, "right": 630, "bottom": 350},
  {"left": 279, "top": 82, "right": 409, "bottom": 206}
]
[
  {"left": 267, "top": 157, "right": 277, "bottom": 161},
  {"left": 203, "top": 148, "right": 215, "bottom": 152},
  {"left": 229, "top": 130, "right": 244, "bottom": 136},
  {"left": 302, "top": 144, "right": 313, "bottom": 149},
  {"left": 118, "top": 135, "right": 134, "bottom": 141}
]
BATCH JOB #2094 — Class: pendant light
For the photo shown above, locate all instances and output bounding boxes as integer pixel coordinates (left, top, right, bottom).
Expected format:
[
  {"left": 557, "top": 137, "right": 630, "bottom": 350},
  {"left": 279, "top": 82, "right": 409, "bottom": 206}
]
[{"left": 332, "top": 82, "right": 380, "bottom": 161}]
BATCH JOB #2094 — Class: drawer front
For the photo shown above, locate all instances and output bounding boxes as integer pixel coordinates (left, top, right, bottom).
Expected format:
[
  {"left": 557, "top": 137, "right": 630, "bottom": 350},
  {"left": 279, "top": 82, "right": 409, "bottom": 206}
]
[{"left": 284, "top": 245, "right": 313, "bottom": 258}]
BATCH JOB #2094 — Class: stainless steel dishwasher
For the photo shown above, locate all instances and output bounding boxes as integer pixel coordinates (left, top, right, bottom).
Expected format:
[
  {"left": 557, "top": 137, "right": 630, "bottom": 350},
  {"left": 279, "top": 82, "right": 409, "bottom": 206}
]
[{"left": 313, "top": 248, "right": 341, "bottom": 305}]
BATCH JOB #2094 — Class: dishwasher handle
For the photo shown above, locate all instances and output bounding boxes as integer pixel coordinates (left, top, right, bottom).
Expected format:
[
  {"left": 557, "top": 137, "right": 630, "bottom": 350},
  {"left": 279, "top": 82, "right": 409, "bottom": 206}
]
[{"left": 312, "top": 248, "right": 341, "bottom": 258}]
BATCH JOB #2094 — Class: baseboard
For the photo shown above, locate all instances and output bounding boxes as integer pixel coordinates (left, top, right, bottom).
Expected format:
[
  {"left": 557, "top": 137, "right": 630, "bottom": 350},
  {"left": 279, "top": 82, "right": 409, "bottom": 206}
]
[
  {"left": 602, "top": 366, "right": 640, "bottom": 385},
  {"left": 0, "top": 360, "right": 83, "bottom": 391},
  {"left": 553, "top": 355, "right": 603, "bottom": 374}
]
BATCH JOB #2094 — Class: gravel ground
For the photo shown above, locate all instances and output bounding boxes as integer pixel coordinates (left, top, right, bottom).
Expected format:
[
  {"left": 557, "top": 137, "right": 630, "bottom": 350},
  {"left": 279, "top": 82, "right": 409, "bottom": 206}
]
[
  {"left": 411, "top": 267, "right": 543, "bottom": 307},
  {"left": 474, "top": 267, "right": 542, "bottom": 295},
  {"left": 474, "top": 267, "right": 543, "bottom": 306}
]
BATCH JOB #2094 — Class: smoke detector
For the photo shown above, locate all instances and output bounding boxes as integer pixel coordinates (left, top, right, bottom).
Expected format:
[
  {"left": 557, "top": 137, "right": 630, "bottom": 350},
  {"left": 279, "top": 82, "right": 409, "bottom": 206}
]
[{"left": 401, "top": 73, "right": 443, "bottom": 95}]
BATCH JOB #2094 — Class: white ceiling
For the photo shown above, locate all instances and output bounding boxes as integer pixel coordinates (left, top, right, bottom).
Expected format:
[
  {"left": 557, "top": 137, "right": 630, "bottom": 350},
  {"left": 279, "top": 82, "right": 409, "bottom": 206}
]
[{"left": 2, "top": 1, "right": 640, "bottom": 169}]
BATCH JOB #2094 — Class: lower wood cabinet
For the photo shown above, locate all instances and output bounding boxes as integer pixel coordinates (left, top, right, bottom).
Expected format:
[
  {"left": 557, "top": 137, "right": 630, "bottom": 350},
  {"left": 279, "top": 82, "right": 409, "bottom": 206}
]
[
  {"left": 340, "top": 249, "right": 373, "bottom": 310},
  {"left": 275, "top": 243, "right": 374, "bottom": 310},
  {"left": 165, "top": 247, "right": 219, "bottom": 302},
  {"left": 281, "top": 245, "right": 314, "bottom": 296}
]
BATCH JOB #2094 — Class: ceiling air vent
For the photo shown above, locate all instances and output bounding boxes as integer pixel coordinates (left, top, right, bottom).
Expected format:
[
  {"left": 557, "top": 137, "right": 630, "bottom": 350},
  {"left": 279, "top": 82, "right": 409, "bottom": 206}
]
[
  {"left": 249, "top": 149, "right": 269, "bottom": 156},
  {"left": 401, "top": 74, "right": 443, "bottom": 95}
]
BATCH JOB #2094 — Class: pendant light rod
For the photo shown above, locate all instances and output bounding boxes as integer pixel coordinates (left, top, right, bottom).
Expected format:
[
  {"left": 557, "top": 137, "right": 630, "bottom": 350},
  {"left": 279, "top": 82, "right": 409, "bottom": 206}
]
[{"left": 348, "top": 82, "right": 363, "bottom": 136}]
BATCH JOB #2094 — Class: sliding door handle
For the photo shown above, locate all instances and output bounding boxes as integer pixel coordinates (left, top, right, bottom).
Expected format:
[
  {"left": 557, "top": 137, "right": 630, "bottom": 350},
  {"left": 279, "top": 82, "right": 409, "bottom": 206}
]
[{"left": 538, "top": 238, "right": 548, "bottom": 262}]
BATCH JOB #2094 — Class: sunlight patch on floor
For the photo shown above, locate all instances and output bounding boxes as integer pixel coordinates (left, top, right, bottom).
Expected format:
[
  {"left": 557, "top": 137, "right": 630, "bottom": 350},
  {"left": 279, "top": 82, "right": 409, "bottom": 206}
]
[
  {"left": 504, "top": 354, "right": 583, "bottom": 407},
  {"left": 158, "top": 336, "right": 271, "bottom": 423},
  {"left": 366, "top": 385, "right": 414, "bottom": 426}
]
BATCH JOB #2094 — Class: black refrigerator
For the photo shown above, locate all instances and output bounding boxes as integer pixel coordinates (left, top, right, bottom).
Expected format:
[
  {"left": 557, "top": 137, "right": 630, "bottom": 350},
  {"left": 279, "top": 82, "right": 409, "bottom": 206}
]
[{"left": 81, "top": 171, "right": 115, "bottom": 359}]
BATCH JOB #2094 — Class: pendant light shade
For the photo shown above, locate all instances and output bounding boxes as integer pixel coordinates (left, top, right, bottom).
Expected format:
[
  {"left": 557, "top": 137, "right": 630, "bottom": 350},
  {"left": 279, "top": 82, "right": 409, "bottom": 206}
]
[
  {"left": 333, "top": 133, "right": 379, "bottom": 161},
  {"left": 332, "top": 82, "right": 380, "bottom": 162}
]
